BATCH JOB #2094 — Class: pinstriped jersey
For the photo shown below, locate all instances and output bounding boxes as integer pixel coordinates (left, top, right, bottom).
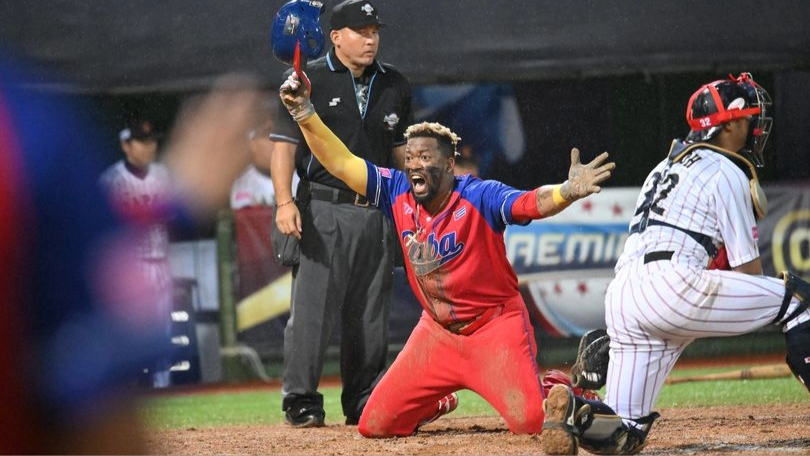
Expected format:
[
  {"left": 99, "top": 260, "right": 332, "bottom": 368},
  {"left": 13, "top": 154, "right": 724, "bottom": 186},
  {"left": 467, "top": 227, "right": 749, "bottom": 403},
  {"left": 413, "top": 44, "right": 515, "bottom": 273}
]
[
  {"left": 364, "top": 162, "right": 529, "bottom": 325},
  {"left": 617, "top": 145, "right": 760, "bottom": 272}
]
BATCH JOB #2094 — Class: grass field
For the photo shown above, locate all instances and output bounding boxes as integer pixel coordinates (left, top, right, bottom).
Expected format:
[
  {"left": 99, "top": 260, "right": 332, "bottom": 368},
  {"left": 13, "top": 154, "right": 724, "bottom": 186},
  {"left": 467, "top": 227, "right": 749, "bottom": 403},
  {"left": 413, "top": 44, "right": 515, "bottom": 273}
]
[{"left": 142, "top": 364, "right": 807, "bottom": 430}]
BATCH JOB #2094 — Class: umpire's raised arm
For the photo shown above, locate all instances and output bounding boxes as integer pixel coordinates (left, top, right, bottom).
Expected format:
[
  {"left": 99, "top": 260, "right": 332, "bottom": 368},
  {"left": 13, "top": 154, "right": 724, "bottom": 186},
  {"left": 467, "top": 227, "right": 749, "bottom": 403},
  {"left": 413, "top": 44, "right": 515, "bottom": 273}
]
[{"left": 279, "top": 73, "right": 368, "bottom": 196}]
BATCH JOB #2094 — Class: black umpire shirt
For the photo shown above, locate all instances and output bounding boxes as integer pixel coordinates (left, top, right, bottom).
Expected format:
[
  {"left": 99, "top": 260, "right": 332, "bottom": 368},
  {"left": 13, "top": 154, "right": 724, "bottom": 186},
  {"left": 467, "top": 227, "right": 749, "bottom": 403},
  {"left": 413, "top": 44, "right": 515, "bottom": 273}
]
[{"left": 270, "top": 47, "right": 413, "bottom": 192}]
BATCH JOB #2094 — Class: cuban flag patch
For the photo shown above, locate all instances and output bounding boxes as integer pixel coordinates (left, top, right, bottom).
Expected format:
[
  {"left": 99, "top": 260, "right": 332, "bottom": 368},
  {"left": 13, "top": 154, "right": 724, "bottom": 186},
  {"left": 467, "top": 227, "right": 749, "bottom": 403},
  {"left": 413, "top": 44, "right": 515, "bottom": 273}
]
[
  {"left": 380, "top": 167, "right": 391, "bottom": 178},
  {"left": 453, "top": 206, "right": 467, "bottom": 221},
  {"left": 752, "top": 226, "right": 759, "bottom": 241}
]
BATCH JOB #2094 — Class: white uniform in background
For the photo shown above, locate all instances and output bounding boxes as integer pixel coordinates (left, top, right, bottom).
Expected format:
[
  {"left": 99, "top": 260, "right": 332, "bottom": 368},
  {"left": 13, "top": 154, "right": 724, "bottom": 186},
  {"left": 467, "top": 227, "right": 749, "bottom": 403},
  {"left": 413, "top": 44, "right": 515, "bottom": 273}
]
[
  {"left": 230, "top": 165, "right": 299, "bottom": 209},
  {"left": 99, "top": 160, "right": 174, "bottom": 388}
]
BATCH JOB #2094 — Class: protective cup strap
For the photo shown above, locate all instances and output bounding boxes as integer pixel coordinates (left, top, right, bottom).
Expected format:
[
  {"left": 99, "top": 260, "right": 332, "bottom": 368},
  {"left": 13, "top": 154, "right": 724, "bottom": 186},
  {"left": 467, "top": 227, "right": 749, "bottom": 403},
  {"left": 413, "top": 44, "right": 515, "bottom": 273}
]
[{"left": 775, "top": 271, "right": 810, "bottom": 325}]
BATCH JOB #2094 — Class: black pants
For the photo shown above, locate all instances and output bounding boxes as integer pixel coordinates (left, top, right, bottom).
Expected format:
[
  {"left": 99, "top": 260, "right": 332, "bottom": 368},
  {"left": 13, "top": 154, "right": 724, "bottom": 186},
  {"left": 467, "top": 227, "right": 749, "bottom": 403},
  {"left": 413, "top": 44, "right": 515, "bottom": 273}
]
[{"left": 282, "top": 195, "right": 395, "bottom": 422}]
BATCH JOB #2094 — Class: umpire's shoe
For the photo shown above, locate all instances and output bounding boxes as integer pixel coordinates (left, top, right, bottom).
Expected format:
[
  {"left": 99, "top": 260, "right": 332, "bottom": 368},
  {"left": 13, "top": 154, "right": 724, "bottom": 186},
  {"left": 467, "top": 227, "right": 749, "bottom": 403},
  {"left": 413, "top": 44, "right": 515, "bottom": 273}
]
[
  {"left": 284, "top": 405, "right": 325, "bottom": 428},
  {"left": 541, "top": 385, "right": 582, "bottom": 455}
]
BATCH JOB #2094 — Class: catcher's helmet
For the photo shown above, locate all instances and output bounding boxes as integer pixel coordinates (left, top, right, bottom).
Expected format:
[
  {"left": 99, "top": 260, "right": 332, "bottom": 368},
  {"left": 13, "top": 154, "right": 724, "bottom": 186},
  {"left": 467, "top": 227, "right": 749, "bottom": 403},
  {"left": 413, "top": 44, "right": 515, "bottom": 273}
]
[
  {"left": 270, "top": 0, "right": 325, "bottom": 65},
  {"left": 685, "top": 73, "right": 772, "bottom": 167}
]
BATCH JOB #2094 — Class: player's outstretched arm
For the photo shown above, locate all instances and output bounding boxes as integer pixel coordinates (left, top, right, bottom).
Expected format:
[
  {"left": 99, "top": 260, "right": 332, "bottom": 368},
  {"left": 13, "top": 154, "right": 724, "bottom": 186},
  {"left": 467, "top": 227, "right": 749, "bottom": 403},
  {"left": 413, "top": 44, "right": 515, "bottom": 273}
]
[
  {"left": 534, "top": 148, "right": 615, "bottom": 218},
  {"left": 279, "top": 73, "right": 368, "bottom": 196}
]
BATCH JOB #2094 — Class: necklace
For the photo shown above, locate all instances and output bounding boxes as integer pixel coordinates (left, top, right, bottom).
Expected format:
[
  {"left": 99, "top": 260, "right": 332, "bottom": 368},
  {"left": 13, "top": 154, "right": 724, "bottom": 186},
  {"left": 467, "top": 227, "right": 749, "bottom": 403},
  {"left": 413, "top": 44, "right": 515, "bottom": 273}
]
[{"left": 406, "top": 189, "right": 452, "bottom": 247}]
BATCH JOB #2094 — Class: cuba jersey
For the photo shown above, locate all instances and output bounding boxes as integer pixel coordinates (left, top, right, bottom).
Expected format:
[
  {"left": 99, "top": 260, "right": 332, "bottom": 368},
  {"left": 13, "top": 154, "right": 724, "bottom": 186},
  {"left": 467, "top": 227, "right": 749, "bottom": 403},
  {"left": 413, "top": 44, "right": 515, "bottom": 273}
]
[{"left": 365, "top": 162, "right": 529, "bottom": 325}]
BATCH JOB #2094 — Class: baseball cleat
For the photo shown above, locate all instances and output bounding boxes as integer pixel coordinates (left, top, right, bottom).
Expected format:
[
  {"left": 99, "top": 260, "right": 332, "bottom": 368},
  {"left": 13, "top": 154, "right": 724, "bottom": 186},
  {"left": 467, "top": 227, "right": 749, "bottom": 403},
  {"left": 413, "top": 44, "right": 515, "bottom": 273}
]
[
  {"left": 418, "top": 392, "right": 459, "bottom": 427},
  {"left": 284, "top": 406, "right": 325, "bottom": 428},
  {"left": 541, "top": 385, "right": 579, "bottom": 455}
]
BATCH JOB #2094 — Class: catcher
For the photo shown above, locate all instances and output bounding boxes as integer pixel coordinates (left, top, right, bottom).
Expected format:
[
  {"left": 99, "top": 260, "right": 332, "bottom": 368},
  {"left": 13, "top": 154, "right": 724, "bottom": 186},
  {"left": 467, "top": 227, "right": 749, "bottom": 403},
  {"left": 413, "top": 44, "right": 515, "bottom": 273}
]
[
  {"left": 541, "top": 73, "right": 810, "bottom": 455},
  {"left": 279, "top": 71, "right": 611, "bottom": 437}
]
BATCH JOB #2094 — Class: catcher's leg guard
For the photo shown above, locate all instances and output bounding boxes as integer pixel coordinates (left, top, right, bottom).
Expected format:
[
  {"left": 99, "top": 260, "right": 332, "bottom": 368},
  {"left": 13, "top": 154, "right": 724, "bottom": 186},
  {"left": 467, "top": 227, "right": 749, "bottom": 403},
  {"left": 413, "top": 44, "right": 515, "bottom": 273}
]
[
  {"left": 577, "top": 412, "right": 660, "bottom": 455},
  {"left": 540, "top": 384, "right": 660, "bottom": 455},
  {"left": 784, "top": 320, "right": 810, "bottom": 393},
  {"left": 776, "top": 272, "right": 810, "bottom": 393}
]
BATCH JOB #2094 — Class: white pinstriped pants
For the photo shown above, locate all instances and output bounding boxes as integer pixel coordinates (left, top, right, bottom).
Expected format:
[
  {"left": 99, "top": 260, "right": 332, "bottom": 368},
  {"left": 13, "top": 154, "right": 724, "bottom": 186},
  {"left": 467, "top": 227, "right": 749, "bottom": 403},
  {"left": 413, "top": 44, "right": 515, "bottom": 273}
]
[{"left": 604, "top": 256, "right": 806, "bottom": 420}]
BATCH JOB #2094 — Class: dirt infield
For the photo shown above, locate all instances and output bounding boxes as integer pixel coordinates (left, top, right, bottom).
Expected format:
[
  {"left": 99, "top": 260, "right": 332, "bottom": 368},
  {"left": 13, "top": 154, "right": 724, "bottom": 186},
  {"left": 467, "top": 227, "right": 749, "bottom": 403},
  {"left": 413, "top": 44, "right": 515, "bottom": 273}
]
[
  {"left": 147, "top": 354, "right": 810, "bottom": 455},
  {"left": 147, "top": 403, "right": 810, "bottom": 455}
]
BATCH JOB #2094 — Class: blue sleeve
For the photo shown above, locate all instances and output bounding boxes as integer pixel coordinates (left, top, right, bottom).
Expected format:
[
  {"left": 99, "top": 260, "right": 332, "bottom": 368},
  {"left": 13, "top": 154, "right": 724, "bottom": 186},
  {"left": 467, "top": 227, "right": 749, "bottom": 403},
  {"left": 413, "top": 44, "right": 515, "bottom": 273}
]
[
  {"left": 467, "top": 178, "right": 528, "bottom": 232},
  {"left": 364, "top": 160, "right": 408, "bottom": 220}
]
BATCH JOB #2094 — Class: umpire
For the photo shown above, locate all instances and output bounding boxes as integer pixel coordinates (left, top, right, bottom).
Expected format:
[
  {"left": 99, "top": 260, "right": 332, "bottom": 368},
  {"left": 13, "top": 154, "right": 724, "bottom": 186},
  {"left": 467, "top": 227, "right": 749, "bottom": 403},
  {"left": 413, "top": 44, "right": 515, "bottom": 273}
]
[{"left": 269, "top": 0, "right": 413, "bottom": 427}]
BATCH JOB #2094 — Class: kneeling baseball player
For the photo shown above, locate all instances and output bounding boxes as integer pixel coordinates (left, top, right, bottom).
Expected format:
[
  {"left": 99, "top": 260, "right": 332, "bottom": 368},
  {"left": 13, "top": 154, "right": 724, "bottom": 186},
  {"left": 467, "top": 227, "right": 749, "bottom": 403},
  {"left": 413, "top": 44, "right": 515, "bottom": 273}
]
[{"left": 279, "top": 71, "right": 612, "bottom": 437}]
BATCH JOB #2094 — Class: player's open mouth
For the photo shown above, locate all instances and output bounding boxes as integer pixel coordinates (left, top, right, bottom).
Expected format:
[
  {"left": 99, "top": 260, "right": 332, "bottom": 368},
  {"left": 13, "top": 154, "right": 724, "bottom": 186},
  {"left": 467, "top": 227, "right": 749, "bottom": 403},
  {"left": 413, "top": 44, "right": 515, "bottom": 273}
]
[{"left": 410, "top": 174, "right": 427, "bottom": 194}]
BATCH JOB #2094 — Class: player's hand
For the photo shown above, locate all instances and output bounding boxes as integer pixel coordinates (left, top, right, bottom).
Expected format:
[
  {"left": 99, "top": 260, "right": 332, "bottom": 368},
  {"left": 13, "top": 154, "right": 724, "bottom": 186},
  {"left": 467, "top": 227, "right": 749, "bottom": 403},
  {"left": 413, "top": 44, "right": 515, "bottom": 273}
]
[
  {"left": 164, "top": 73, "right": 261, "bottom": 220},
  {"left": 275, "top": 201, "right": 303, "bottom": 240},
  {"left": 279, "top": 72, "right": 315, "bottom": 122},
  {"left": 560, "top": 148, "right": 616, "bottom": 201}
]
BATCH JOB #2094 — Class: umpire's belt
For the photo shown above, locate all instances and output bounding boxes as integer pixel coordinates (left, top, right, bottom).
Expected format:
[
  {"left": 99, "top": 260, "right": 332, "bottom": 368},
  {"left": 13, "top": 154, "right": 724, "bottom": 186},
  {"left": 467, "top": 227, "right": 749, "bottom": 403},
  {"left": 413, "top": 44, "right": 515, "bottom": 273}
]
[
  {"left": 443, "top": 305, "right": 503, "bottom": 336},
  {"left": 308, "top": 182, "right": 369, "bottom": 207},
  {"left": 643, "top": 250, "right": 673, "bottom": 264}
]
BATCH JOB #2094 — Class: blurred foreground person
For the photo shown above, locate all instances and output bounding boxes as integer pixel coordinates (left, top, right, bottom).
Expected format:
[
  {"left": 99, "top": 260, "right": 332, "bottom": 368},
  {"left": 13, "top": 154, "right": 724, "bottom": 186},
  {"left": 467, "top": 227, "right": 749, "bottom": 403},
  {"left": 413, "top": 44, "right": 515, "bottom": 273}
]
[{"left": 0, "top": 52, "right": 260, "bottom": 454}]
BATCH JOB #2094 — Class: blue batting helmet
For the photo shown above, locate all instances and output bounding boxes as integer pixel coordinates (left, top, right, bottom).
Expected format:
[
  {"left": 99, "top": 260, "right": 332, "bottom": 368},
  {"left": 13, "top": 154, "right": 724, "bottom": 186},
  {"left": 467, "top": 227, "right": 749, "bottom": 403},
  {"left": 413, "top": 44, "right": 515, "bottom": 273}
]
[{"left": 270, "top": 0, "right": 325, "bottom": 65}]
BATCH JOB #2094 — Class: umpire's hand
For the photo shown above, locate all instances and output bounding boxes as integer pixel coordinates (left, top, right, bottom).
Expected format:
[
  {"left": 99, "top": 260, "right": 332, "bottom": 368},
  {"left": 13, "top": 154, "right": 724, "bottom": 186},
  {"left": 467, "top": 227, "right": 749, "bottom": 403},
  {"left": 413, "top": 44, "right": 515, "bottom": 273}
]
[
  {"left": 280, "top": 72, "right": 315, "bottom": 122},
  {"left": 275, "top": 199, "right": 302, "bottom": 240}
]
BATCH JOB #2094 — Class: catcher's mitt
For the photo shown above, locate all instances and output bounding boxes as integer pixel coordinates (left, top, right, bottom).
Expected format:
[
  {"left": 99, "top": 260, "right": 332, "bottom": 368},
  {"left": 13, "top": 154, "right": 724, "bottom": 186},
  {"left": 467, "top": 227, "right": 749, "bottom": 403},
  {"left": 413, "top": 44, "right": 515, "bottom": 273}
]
[{"left": 570, "top": 329, "right": 610, "bottom": 390}]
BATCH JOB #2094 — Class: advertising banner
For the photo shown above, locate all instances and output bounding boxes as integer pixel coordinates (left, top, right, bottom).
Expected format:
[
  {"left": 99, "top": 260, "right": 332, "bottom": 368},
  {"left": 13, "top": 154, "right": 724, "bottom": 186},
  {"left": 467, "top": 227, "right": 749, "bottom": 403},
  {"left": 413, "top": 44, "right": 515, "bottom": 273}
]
[{"left": 228, "top": 184, "right": 810, "bottom": 350}]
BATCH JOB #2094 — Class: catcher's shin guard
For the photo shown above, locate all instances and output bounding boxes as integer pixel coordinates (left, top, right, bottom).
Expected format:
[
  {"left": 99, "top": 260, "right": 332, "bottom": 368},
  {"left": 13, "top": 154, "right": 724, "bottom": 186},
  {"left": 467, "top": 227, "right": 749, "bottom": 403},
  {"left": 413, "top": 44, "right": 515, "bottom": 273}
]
[
  {"left": 577, "top": 412, "right": 659, "bottom": 455},
  {"left": 541, "top": 384, "right": 660, "bottom": 455},
  {"left": 784, "top": 320, "right": 810, "bottom": 393},
  {"left": 777, "top": 272, "right": 810, "bottom": 393}
]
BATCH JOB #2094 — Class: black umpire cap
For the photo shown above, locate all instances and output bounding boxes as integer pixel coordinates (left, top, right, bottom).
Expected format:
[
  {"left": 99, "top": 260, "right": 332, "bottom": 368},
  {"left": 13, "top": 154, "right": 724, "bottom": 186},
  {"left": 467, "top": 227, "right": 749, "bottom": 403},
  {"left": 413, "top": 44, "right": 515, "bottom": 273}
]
[{"left": 329, "top": 0, "right": 385, "bottom": 30}]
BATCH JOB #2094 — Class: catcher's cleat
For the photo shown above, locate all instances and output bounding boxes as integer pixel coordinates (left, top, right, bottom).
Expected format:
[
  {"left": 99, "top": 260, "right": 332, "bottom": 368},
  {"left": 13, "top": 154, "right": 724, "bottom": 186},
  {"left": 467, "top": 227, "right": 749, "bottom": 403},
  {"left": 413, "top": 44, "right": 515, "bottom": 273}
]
[
  {"left": 541, "top": 385, "right": 581, "bottom": 455},
  {"left": 418, "top": 392, "right": 459, "bottom": 428}
]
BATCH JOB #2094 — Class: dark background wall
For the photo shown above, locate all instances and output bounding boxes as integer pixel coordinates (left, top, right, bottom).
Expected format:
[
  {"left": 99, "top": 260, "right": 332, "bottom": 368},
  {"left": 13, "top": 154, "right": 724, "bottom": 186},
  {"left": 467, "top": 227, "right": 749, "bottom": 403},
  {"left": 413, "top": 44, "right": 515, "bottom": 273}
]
[
  {"left": 2, "top": 1, "right": 809, "bottom": 189},
  {"left": 76, "top": 70, "right": 800, "bottom": 195}
]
